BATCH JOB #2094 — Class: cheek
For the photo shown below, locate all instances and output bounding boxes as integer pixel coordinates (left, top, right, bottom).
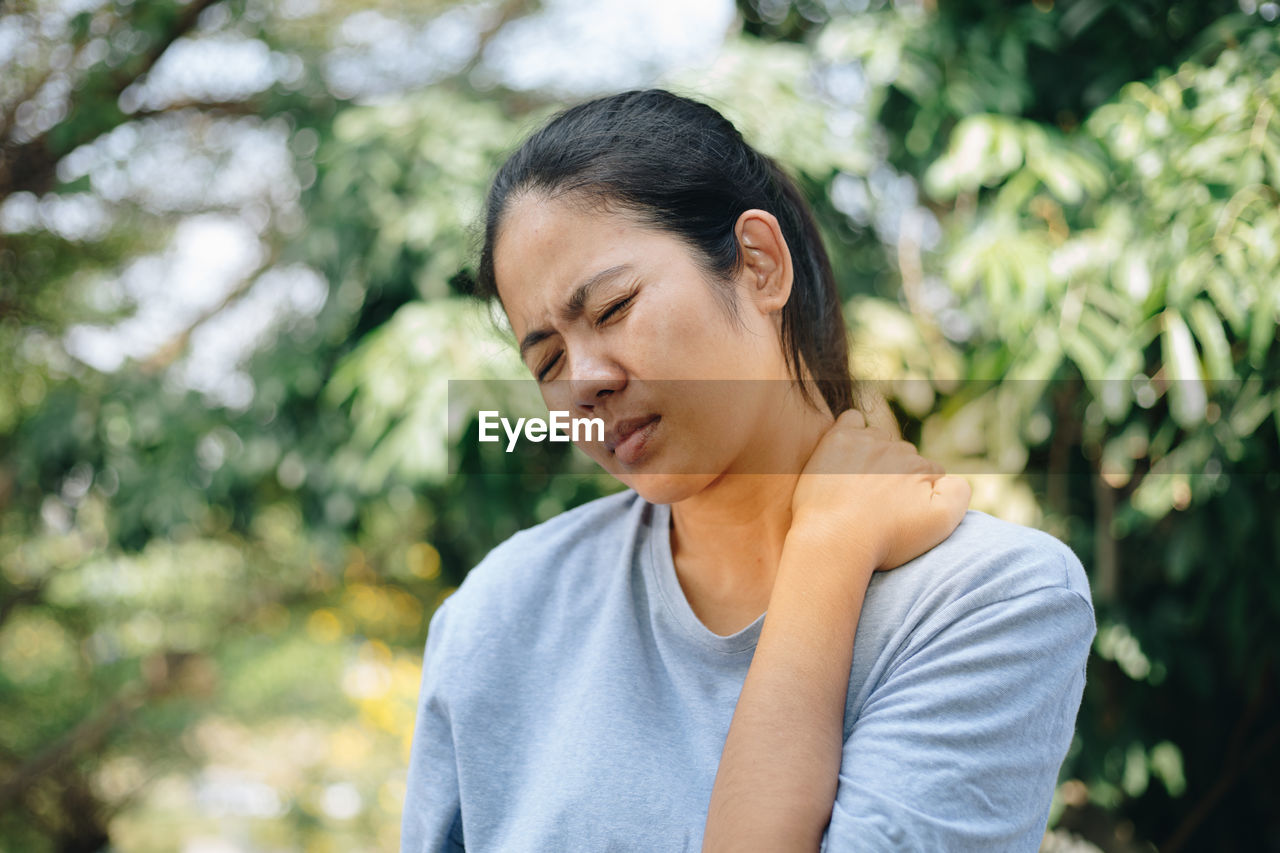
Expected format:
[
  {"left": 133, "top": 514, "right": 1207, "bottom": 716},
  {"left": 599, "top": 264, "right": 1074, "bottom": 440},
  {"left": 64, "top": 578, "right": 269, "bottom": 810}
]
[
  {"left": 539, "top": 382, "right": 574, "bottom": 416},
  {"left": 634, "top": 291, "right": 745, "bottom": 377},
  {"left": 657, "top": 387, "right": 753, "bottom": 475}
]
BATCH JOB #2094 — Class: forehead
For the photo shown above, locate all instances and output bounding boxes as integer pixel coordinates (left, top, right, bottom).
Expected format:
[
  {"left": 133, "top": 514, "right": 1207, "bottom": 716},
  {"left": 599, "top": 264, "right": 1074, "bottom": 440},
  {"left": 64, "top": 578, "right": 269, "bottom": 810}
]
[{"left": 492, "top": 194, "right": 683, "bottom": 334}]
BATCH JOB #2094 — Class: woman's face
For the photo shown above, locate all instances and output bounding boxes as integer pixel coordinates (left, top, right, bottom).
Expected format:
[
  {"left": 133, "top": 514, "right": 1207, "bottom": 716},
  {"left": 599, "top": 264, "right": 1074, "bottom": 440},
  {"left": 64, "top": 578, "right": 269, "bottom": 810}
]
[{"left": 493, "top": 193, "right": 809, "bottom": 504}]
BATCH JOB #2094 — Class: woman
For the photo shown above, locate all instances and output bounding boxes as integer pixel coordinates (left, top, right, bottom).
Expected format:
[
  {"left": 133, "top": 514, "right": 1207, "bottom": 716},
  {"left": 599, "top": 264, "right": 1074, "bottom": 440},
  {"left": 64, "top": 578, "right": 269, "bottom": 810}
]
[{"left": 401, "top": 90, "right": 1095, "bottom": 852}]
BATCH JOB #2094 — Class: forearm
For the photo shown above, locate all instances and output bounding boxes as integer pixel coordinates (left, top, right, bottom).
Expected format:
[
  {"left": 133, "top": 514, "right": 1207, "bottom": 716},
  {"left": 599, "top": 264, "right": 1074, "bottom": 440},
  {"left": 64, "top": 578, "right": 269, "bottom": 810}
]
[{"left": 702, "top": 526, "right": 876, "bottom": 853}]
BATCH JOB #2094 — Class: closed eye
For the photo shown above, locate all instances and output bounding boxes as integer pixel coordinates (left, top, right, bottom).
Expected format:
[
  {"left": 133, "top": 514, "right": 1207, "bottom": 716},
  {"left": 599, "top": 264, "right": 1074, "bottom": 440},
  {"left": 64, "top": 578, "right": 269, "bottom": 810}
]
[
  {"left": 595, "top": 293, "right": 635, "bottom": 327},
  {"left": 536, "top": 351, "right": 561, "bottom": 382}
]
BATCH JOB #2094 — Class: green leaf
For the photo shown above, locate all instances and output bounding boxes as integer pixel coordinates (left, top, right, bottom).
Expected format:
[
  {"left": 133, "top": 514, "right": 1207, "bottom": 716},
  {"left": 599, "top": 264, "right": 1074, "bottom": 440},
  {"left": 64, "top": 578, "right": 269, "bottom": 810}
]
[
  {"left": 1204, "top": 270, "right": 1248, "bottom": 337},
  {"left": 1187, "top": 298, "right": 1234, "bottom": 381},
  {"left": 1247, "top": 282, "right": 1278, "bottom": 368},
  {"left": 1162, "top": 309, "right": 1207, "bottom": 427}
]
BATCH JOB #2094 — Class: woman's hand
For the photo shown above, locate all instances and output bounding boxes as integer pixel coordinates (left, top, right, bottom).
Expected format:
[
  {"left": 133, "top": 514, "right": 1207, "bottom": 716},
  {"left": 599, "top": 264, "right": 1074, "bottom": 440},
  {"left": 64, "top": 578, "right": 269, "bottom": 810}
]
[{"left": 789, "top": 408, "right": 971, "bottom": 577}]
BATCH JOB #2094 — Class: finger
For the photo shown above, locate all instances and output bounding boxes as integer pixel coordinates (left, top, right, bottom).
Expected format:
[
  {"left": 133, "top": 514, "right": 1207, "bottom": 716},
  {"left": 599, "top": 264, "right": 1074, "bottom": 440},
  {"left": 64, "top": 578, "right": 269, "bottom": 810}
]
[
  {"left": 838, "top": 408, "right": 867, "bottom": 429},
  {"left": 880, "top": 477, "right": 967, "bottom": 570},
  {"left": 910, "top": 459, "right": 945, "bottom": 479},
  {"left": 864, "top": 425, "right": 895, "bottom": 443},
  {"left": 929, "top": 475, "right": 972, "bottom": 526},
  {"left": 890, "top": 441, "right": 938, "bottom": 473},
  {"left": 900, "top": 453, "right": 937, "bottom": 475},
  {"left": 887, "top": 476, "right": 970, "bottom": 565}
]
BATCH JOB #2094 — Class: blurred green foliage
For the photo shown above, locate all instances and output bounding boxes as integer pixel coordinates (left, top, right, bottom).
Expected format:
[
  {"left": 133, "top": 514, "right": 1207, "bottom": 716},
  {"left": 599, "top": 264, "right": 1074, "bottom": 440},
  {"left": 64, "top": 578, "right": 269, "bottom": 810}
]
[{"left": 1, "top": 0, "right": 1277, "bottom": 851}]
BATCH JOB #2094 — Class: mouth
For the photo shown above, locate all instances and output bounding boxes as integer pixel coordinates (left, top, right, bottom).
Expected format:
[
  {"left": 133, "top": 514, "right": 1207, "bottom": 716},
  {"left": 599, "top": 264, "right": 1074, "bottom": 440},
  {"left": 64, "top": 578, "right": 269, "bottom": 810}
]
[{"left": 604, "top": 415, "right": 661, "bottom": 465}]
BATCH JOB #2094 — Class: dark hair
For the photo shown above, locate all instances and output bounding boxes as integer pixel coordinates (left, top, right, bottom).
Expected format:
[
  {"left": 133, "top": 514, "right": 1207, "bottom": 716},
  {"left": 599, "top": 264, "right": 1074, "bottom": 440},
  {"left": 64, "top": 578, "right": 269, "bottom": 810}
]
[{"left": 475, "top": 88, "right": 857, "bottom": 417}]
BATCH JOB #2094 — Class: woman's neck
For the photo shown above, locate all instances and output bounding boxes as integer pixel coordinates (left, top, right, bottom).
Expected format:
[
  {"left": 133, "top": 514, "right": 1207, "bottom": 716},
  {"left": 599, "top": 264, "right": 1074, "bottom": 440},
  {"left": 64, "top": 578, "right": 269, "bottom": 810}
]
[{"left": 667, "top": 394, "right": 833, "bottom": 635}]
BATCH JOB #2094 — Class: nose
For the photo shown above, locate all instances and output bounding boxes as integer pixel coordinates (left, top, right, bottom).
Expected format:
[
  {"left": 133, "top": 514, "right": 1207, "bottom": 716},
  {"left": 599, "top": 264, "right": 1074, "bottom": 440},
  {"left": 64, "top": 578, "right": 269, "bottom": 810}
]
[{"left": 569, "top": 351, "right": 626, "bottom": 415}]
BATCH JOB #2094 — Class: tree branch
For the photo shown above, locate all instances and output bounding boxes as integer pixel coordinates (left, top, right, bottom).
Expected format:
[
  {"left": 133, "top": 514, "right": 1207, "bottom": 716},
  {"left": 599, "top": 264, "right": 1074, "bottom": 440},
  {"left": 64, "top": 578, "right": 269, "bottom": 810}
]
[
  {"left": 0, "top": 571, "right": 328, "bottom": 813},
  {"left": 126, "top": 98, "right": 267, "bottom": 121},
  {"left": 1162, "top": 671, "right": 1279, "bottom": 853},
  {"left": 139, "top": 244, "right": 280, "bottom": 374},
  {"left": 105, "top": 0, "right": 225, "bottom": 104},
  {"left": 0, "top": 0, "right": 227, "bottom": 199},
  {"left": 0, "top": 580, "right": 45, "bottom": 632},
  {"left": 0, "top": 682, "right": 149, "bottom": 812},
  {"left": 0, "top": 7, "right": 103, "bottom": 142}
]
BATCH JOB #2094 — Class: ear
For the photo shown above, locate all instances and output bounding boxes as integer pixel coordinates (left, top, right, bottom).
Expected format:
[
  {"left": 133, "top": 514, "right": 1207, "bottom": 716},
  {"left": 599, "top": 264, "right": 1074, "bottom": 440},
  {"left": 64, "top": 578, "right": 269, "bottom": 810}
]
[{"left": 734, "top": 209, "right": 793, "bottom": 315}]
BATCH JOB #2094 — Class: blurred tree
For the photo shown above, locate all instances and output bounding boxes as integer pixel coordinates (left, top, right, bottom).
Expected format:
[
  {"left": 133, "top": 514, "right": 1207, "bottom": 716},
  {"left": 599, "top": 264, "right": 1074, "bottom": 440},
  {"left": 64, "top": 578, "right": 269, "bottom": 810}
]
[
  {"left": 0, "top": 0, "right": 538, "bottom": 848},
  {"left": 812, "top": 5, "right": 1280, "bottom": 849}
]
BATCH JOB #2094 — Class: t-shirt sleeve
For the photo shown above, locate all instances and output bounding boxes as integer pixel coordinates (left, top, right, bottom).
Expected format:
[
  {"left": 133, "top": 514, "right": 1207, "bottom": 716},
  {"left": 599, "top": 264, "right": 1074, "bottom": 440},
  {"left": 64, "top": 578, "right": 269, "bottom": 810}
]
[
  {"left": 401, "top": 599, "right": 466, "bottom": 853},
  {"left": 820, "top": 583, "right": 1096, "bottom": 852}
]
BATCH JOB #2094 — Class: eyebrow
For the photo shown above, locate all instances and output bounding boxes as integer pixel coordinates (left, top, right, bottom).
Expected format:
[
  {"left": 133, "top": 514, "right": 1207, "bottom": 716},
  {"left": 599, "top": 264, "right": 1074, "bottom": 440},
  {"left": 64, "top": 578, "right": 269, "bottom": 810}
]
[{"left": 517, "top": 264, "right": 633, "bottom": 361}]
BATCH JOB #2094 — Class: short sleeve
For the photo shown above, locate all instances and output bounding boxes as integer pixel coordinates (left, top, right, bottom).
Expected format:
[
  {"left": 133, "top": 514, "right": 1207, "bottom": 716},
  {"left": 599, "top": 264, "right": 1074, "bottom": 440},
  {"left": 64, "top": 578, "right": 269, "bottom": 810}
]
[
  {"left": 401, "top": 599, "right": 466, "bottom": 853},
  {"left": 820, "top": 584, "right": 1096, "bottom": 852}
]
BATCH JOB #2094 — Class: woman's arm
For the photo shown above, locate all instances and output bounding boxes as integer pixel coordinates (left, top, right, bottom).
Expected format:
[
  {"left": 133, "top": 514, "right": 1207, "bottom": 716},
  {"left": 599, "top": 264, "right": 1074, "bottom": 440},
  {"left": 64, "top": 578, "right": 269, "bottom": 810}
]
[
  {"left": 702, "top": 409, "right": 971, "bottom": 852},
  {"left": 701, "top": 526, "right": 876, "bottom": 851},
  {"left": 402, "top": 601, "right": 466, "bottom": 853}
]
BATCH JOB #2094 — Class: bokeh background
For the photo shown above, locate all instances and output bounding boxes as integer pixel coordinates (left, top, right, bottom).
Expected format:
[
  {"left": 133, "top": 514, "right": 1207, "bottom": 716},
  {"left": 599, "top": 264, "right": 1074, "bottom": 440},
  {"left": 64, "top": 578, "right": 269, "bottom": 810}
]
[{"left": 2, "top": 0, "right": 1279, "bottom": 850}]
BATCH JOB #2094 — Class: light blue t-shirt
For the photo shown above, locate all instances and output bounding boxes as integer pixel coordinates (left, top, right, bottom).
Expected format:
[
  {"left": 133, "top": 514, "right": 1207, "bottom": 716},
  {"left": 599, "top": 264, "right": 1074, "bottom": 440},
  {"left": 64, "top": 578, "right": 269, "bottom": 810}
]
[{"left": 401, "top": 490, "right": 1095, "bottom": 852}]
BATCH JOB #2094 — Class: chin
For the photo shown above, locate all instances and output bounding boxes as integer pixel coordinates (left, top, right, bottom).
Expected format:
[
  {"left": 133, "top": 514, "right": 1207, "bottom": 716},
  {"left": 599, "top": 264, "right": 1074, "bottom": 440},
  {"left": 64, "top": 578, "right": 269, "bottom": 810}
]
[
  {"left": 577, "top": 429, "right": 735, "bottom": 504},
  {"left": 617, "top": 471, "right": 720, "bottom": 506}
]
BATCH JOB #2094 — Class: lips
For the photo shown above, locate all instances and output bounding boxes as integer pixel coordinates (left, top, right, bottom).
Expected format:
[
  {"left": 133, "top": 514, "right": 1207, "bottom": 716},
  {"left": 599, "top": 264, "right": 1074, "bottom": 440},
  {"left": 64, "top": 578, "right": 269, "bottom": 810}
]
[
  {"left": 601, "top": 412, "right": 660, "bottom": 466},
  {"left": 604, "top": 415, "right": 660, "bottom": 454}
]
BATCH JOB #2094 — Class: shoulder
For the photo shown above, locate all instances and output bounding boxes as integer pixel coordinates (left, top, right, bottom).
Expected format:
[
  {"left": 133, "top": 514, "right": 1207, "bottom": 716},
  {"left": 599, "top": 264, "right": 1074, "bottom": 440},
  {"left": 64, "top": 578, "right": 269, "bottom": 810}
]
[
  {"left": 866, "top": 510, "right": 1095, "bottom": 650},
  {"left": 830, "top": 517, "right": 1096, "bottom": 851},
  {"left": 430, "top": 488, "right": 643, "bottom": 647},
  {"left": 925, "top": 509, "right": 1092, "bottom": 605}
]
